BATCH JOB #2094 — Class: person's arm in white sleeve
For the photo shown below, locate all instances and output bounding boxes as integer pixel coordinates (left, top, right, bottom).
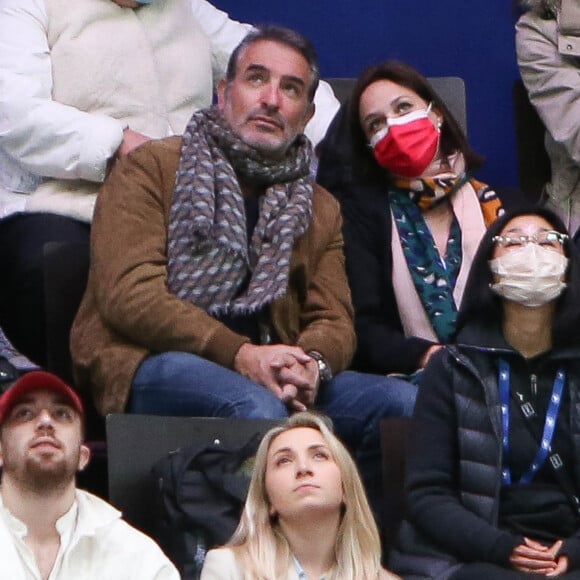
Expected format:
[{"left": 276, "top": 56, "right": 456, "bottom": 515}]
[
  {"left": 308, "top": 79, "right": 340, "bottom": 147},
  {"left": 190, "top": 0, "right": 340, "bottom": 147},
  {"left": 190, "top": 0, "right": 251, "bottom": 83},
  {"left": 0, "top": 0, "right": 124, "bottom": 184},
  {"left": 516, "top": 12, "right": 580, "bottom": 165}
]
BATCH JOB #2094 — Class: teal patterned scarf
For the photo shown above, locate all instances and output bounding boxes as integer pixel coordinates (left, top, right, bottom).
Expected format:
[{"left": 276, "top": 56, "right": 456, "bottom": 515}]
[{"left": 389, "top": 189, "right": 462, "bottom": 343}]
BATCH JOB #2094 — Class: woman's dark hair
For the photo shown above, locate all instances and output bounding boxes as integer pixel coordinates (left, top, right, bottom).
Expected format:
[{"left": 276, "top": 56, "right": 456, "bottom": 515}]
[
  {"left": 456, "top": 206, "right": 580, "bottom": 347},
  {"left": 348, "top": 60, "right": 483, "bottom": 184}
]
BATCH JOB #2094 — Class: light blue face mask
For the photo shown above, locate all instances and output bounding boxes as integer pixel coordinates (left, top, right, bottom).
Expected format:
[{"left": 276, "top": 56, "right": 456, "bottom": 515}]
[{"left": 136, "top": 0, "right": 154, "bottom": 4}]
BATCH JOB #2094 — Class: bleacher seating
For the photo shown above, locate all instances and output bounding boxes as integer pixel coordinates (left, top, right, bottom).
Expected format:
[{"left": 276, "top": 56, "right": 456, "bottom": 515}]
[
  {"left": 106, "top": 415, "right": 278, "bottom": 536},
  {"left": 35, "top": 75, "right": 511, "bottom": 560}
]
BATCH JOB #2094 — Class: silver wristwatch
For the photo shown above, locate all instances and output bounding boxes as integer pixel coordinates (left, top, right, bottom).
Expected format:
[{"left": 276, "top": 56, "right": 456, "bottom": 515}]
[{"left": 308, "top": 350, "right": 333, "bottom": 384}]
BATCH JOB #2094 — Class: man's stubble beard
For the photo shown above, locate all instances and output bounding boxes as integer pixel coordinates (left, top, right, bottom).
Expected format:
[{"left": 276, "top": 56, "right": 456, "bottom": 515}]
[{"left": 5, "top": 449, "right": 80, "bottom": 494}]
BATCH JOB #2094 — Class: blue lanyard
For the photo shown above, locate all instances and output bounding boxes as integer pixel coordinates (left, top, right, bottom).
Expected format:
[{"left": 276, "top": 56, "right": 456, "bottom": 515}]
[{"left": 499, "top": 358, "right": 566, "bottom": 485}]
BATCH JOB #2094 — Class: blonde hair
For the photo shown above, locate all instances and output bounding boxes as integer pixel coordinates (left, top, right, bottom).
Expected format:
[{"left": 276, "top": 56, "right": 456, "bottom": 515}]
[{"left": 227, "top": 412, "right": 383, "bottom": 579}]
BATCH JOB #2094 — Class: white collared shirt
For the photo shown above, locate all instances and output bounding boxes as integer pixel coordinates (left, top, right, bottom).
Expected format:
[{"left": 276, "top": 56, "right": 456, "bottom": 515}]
[
  {"left": 1, "top": 498, "right": 78, "bottom": 580},
  {"left": 292, "top": 555, "right": 332, "bottom": 580},
  {"left": 0, "top": 489, "right": 179, "bottom": 580}
]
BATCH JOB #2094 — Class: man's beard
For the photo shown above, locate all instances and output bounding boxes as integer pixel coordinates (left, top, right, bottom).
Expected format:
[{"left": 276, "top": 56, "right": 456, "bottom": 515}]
[{"left": 4, "top": 450, "right": 79, "bottom": 494}]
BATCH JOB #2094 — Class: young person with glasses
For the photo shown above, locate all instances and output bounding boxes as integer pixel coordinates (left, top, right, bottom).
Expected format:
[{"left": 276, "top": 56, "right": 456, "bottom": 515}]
[{"left": 390, "top": 207, "right": 580, "bottom": 579}]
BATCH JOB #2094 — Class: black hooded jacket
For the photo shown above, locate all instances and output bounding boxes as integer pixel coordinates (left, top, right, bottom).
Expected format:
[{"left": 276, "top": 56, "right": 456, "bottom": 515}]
[{"left": 390, "top": 319, "right": 580, "bottom": 579}]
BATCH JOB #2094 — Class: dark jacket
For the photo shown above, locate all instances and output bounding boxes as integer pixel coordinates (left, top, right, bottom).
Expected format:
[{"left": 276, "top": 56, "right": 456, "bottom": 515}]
[
  {"left": 340, "top": 187, "right": 435, "bottom": 374},
  {"left": 390, "top": 321, "right": 580, "bottom": 579},
  {"left": 317, "top": 103, "right": 434, "bottom": 374}
]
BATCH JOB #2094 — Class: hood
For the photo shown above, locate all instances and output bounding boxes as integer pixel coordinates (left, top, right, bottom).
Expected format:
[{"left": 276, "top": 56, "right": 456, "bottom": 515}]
[
  {"left": 521, "top": 0, "right": 559, "bottom": 17},
  {"left": 455, "top": 319, "right": 511, "bottom": 352}
]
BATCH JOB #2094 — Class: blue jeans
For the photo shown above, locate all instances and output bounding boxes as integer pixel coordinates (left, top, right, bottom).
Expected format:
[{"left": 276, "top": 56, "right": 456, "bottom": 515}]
[{"left": 130, "top": 351, "right": 417, "bottom": 513}]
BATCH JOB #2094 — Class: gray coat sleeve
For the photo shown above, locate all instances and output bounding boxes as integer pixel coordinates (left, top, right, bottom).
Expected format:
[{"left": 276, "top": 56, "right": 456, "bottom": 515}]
[{"left": 516, "top": 11, "right": 580, "bottom": 165}]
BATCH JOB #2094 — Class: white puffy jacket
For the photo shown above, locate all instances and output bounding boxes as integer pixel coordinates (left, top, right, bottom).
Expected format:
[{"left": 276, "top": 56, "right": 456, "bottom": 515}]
[{"left": 0, "top": 0, "right": 339, "bottom": 222}]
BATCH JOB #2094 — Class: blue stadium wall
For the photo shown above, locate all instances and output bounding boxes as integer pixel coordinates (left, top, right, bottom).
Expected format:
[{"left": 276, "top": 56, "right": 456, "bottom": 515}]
[{"left": 216, "top": 0, "right": 522, "bottom": 191}]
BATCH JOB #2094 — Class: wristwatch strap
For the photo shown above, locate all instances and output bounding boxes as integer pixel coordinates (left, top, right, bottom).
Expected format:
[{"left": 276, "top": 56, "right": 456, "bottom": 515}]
[{"left": 307, "top": 351, "right": 333, "bottom": 384}]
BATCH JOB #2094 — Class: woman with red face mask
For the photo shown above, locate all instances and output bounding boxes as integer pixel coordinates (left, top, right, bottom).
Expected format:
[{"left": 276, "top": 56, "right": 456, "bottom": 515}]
[{"left": 316, "top": 60, "right": 504, "bottom": 384}]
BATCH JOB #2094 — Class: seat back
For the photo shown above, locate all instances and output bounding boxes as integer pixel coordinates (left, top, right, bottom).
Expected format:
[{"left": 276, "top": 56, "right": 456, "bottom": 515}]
[
  {"left": 106, "top": 414, "right": 278, "bottom": 537},
  {"left": 325, "top": 76, "right": 468, "bottom": 135},
  {"left": 513, "top": 79, "right": 551, "bottom": 203},
  {"left": 42, "top": 240, "right": 106, "bottom": 437},
  {"left": 428, "top": 76, "right": 467, "bottom": 136},
  {"left": 380, "top": 416, "right": 414, "bottom": 560},
  {"left": 43, "top": 240, "right": 108, "bottom": 496},
  {"left": 42, "top": 240, "right": 90, "bottom": 385},
  {"left": 325, "top": 77, "right": 356, "bottom": 105}
]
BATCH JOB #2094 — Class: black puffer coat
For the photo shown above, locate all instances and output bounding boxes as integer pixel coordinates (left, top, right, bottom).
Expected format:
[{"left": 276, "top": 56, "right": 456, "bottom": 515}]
[{"left": 390, "top": 322, "right": 580, "bottom": 579}]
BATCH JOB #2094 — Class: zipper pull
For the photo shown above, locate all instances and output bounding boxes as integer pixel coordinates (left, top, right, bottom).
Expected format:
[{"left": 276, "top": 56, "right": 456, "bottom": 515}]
[{"left": 531, "top": 373, "right": 537, "bottom": 398}]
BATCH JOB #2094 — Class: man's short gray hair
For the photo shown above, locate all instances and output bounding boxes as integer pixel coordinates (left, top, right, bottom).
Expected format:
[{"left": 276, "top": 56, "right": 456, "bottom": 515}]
[{"left": 225, "top": 25, "right": 320, "bottom": 103}]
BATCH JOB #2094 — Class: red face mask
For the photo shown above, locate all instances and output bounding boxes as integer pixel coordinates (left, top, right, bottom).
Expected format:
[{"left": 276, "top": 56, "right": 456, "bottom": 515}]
[{"left": 370, "top": 106, "right": 440, "bottom": 178}]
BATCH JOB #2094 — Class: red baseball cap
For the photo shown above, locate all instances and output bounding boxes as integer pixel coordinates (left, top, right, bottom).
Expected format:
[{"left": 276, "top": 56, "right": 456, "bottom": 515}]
[{"left": 0, "top": 371, "right": 84, "bottom": 426}]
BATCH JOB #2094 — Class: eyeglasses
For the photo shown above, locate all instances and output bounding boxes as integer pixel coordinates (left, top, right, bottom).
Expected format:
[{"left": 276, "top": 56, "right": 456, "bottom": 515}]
[{"left": 492, "top": 230, "right": 568, "bottom": 250}]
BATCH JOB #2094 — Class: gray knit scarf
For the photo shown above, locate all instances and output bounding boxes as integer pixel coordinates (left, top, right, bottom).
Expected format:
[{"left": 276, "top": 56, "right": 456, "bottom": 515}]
[{"left": 167, "top": 107, "right": 313, "bottom": 316}]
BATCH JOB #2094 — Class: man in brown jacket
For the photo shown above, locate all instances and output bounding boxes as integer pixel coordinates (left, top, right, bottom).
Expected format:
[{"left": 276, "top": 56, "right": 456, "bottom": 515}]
[{"left": 71, "top": 25, "right": 415, "bottom": 506}]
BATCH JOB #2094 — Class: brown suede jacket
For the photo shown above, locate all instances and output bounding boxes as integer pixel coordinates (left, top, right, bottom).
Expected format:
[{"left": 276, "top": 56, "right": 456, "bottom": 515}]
[{"left": 70, "top": 136, "right": 355, "bottom": 415}]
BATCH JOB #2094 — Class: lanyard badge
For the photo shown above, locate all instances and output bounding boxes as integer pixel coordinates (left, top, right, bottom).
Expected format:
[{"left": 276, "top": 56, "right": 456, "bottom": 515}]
[{"left": 499, "top": 358, "right": 565, "bottom": 485}]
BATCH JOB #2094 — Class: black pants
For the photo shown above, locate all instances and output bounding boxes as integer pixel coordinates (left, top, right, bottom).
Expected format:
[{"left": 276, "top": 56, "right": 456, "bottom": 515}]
[
  {"left": 451, "top": 563, "right": 580, "bottom": 579},
  {"left": 0, "top": 213, "right": 90, "bottom": 367}
]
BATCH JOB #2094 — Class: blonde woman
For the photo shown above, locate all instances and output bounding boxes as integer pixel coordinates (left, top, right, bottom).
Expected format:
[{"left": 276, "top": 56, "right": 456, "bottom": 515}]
[{"left": 201, "top": 412, "right": 399, "bottom": 579}]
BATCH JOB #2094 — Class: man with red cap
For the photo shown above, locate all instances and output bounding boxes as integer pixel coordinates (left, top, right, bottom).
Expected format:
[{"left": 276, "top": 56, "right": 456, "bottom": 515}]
[{"left": 0, "top": 370, "right": 178, "bottom": 579}]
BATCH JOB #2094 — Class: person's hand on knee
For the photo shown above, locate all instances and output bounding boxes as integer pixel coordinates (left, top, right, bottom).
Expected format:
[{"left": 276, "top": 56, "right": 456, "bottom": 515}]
[
  {"left": 234, "top": 344, "right": 311, "bottom": 409},
  {"left": 276, "top": 356, "right": 319, "bottom": 409}
]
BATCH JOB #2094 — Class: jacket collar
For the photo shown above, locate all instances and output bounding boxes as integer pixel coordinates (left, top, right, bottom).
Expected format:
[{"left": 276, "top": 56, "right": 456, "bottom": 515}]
[
  {"left": 455, "top": 320, "right": 580, "bottom": 362},
  {"left": 73, "top": 489, "right": 121, "bottom": 538},
  {"left": 0, "top": 489, "right": 120, "bottom": 544}
]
